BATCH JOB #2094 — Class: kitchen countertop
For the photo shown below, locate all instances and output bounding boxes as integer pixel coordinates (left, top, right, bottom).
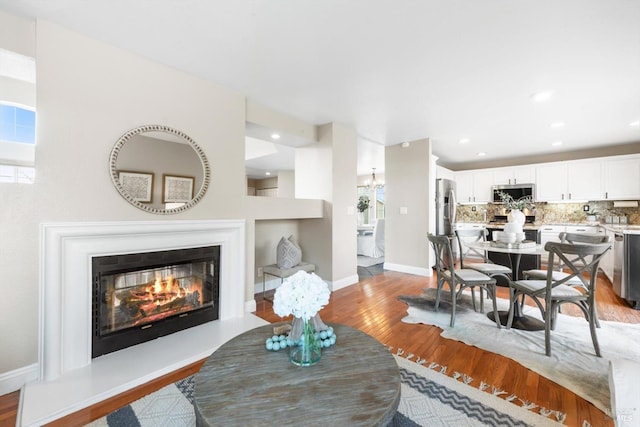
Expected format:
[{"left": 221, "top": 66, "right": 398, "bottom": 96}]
[
  {"left": 600, "top": 224, "right": 640, "bottom": 235},
  {"left": 458, "top": 221, "right": 640, "bottom": 235},
  {"left": 486, "top": 223, "right": 540, "bottom": 230}
]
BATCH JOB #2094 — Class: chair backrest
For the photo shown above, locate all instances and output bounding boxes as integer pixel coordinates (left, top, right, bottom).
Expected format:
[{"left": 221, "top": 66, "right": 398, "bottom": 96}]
[
  {"left": 560, "top": 232, "right": 610, "bottom": 245},
  {"left": 555, "top": 232, "right": 610, "bottom": 271},
  {"left": 544, "top": 240, "right": 612, "bottom": 293},
  {"left": 428, "top": 233, "right": 455, "bottom": 275},
  {"left": 454, "top": 228, "right": 489, "bottom": 268}
]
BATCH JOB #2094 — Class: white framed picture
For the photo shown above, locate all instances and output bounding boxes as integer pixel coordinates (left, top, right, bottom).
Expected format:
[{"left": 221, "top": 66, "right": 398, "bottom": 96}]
[
  {"left": 163, "top": 174, "right": 194, "bottom": 203},
  {"left": 118, "top": 171, "right": 154, "bottom": 203}
]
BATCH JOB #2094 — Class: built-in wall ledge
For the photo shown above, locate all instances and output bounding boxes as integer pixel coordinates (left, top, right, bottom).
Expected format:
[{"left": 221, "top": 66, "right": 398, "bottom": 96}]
[{"left": 247, "top": 196, "right": 324, "bottom": 220}]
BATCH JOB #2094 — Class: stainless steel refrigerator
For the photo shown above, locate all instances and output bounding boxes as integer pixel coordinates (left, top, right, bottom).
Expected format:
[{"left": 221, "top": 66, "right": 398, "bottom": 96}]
[{"left": 435, "top": 178, "right": 457, "bottom": 236}]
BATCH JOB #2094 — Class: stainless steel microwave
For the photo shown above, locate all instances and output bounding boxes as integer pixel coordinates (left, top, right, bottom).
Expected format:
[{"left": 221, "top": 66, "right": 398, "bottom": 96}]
[{"left": 492, "top": 184, "right": 535, "bottom": 203}]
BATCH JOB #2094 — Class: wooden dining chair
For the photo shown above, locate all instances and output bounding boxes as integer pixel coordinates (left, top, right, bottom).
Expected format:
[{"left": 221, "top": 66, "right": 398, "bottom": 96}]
[
  {"left": 428, "top": 233, "right": 501, "bottom": 328},
  {"left": 522, "top": 232, "right": 610, "bottom": 286},
  {"left": 506, "top": 240, "right": 612, "bottom": 357},
  {"left": 522, "top": 232, "right": 610, "bottom": 327},
  {"left": 455, "top": 228, "right": 513, "bottom": 311}
]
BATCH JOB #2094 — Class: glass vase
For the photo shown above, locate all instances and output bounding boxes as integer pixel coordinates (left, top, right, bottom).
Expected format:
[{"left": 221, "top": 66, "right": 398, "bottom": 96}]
[{"left": 289, "top": 317, "right": 321, "bottom": 367}]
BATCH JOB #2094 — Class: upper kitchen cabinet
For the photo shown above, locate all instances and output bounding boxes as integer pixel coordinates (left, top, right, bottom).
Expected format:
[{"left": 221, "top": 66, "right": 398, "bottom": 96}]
[
  {"left": 436, "top": 165, "right": 455, "bottom": 181},
  {"left": 493, "top": 165, "right": 535, "bottom": 186},
  {"left": 603, "top": 155, "right": 640, "bottom": 200},
  {"left": 566, "top": 159, "right": 604, "bottom": 200},
  {"left": 536, "top": 159, "right": 604, "bottom": 201},
  {"left": 535, "top": 163, "right": 567, "bottom": 201},
  {"left": 456, "top": 169, "right": 493, "bottom": 203}
]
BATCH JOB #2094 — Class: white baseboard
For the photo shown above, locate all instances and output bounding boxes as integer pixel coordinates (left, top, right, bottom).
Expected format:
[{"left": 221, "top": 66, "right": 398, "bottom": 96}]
[
  {"left": 0, "top": 363, "right": 38, "bottom": 396},
  {"left": 330, "top": 274, "right": 359, "bottom": 292},
  {"left": 383, "top": 262, "right": 432, "bottom": 277}
]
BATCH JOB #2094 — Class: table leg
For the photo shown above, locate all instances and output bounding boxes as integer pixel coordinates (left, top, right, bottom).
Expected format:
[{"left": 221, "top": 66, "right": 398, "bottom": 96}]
[{"left": 486, "top": 253, "right": 545, "bottom": 331}]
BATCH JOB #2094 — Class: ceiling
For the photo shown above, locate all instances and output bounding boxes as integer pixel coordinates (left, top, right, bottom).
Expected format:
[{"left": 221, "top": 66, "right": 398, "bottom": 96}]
[{"left": 1, "top": 0, "right": 639, "bottom": 176}]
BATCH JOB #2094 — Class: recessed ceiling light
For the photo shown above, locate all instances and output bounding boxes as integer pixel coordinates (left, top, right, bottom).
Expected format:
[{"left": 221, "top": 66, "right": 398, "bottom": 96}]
[
  {"left": 265, "top": 171, "right": 272, "bottom": 176},
  {"left": 401, "top": 142, "right": 410, "bottom": 148},
  {"left": 629, "top": 120, "right": 640, "bottom": 127},
  {"left": 552, "top": 141, "right": 563, "bottom": 147},
  {"left": 530, "top": 90, "right": 554, "bottom": 102},
  {"left": 477, "top": 152, "right": 486, "bottom": 157},
  {"left": 270, "top": 133, "right": 280, "bottom": 140},
  {"left": 550, "top": 121, "right": 565, "bottom": 129},
  {"left": 459, "top": 138, "right": 470, "bottom": 144}
]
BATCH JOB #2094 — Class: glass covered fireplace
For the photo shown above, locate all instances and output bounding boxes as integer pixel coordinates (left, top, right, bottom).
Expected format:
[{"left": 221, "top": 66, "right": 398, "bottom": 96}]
[{"left": 92, "top": 245, "right": 220, "bottom": 358}]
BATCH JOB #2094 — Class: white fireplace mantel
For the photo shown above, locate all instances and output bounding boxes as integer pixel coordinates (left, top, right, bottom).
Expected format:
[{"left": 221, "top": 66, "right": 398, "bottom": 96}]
[{"left": 19, "top": 220, "right": 268, "bottom": 427}]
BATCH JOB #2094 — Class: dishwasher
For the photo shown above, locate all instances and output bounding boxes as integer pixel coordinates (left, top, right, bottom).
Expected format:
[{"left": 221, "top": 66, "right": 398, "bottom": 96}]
[
  {"left": 624, "top": 233, "right": 640, "bottom": 309},
  {"left": 612, "top": 232, "right": 624, "bottom": 298}
]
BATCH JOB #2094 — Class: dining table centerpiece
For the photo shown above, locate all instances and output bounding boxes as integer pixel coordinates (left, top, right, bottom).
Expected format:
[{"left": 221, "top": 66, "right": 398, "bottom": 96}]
[
  {"left": 496, "top": 190, "right": 535, "bottom": 241},
  {"left": 273, "top": 270, "right": 331, "bottom": 366}
]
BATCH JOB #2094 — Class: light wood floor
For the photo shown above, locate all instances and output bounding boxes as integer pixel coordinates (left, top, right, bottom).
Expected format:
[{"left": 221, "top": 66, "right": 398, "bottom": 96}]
[{"left": 1, "top": 268, "right": 639, "bottom": 427}]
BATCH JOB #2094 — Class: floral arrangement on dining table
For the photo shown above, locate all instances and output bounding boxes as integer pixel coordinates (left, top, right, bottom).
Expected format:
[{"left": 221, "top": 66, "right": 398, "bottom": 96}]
[{"left": 265, "top": 270, "right": 336, "bottom": 366}]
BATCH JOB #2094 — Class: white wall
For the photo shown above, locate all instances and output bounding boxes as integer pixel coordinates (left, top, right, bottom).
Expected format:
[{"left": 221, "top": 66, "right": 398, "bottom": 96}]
[{"left": 278, "top": 170, "right": 295, "bottom": 197}]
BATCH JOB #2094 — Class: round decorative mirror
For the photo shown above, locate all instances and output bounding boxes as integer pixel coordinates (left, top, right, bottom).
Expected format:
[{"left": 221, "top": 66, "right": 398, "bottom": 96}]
[{"left": 110, "top": 125, "right": 210, "bottom": 214}]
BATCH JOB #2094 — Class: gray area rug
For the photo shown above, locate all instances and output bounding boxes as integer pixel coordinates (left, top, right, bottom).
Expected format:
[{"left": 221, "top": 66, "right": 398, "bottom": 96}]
[
  {"left": 87, "top": 352, "right": 561, "bottom": 426},
  {"left": 398, "top": 289, "right": 640, "bottom": 417}
]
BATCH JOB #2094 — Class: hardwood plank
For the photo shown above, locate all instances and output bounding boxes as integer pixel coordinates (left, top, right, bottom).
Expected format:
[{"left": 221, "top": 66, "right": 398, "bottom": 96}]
[{"left": 0, "top": 391, "right": 19, "bottom": 427}]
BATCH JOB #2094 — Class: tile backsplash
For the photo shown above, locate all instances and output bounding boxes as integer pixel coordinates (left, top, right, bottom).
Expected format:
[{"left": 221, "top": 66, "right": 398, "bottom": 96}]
[{"left": 456, "top": 201, "right": 640, "bottom": 225}]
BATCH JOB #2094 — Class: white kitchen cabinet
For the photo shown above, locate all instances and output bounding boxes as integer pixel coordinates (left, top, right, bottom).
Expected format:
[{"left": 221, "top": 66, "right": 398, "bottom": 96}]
[
  {"left": 566, "top": 160, "right": 603, "bottom": 201},
  {"left": 603, "top": 156, "right": 640, "bottom": 200},
  {"left": 565, "top": 225, "right": 601, "bottom": 234},
  {"left": 538, "top": 225, "right": 566, "bottom": 263},
  {"left": 455, "top": 170, "right": 493, "bottom": 203},
  {"left": 436, "top": 165, "right": 455, "bottom": 181},
  {"left": 456, "top": 172, "right": 474, "bottom": 203},
  {"left": 535, "top": 163, "right": 567, "bottom": 201},
  {"left": 455, "top": 153, "right": 638, "bottom": 204},
  {"left": 538, "top": 225, "right": 601, "bottom": 263},
  {"left": 536, "top": 159, "right": 603, "bottom": 201},
  {"left": 493, "top": 166, "right": 535, "bottom": 186}
]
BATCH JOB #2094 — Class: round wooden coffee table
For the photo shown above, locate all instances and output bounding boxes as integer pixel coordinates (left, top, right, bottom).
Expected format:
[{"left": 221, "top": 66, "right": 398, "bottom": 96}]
[{"left": 194, "top": 323, "right": 400, "bottom": 427}]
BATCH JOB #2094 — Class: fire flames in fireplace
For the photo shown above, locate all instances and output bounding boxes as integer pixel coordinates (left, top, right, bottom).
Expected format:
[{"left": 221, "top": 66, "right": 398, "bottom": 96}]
[{"left": 112, "top": 273, "right": 204, "bottom": 328}]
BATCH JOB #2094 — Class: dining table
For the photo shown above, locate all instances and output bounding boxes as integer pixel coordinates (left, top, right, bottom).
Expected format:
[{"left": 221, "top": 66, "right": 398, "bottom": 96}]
[{"left": 467, "top": 240, "right": 547, "bottom": 331}]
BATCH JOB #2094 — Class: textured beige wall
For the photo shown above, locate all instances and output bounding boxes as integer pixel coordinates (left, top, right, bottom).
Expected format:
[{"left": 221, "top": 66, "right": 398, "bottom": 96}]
[
  {"left": 329, "top": 122, "right": 358, "bottom": 284},
  {"left": 384, "top": 139, "right": 433, "bottom": 274}
]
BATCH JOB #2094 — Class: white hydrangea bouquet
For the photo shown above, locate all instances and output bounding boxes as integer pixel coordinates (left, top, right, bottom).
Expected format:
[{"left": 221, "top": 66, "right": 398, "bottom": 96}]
[
  {"left": 272, "top": 271, "right": 332, "bottom": 366},
  {"left": 273, "top": 270, "right": 330, "bottom": 321}
]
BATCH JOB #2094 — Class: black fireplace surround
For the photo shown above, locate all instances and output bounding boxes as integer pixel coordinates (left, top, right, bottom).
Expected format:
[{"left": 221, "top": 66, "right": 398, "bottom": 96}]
[{"left": 92, "top": 246, "right": 220, "bottom": 358}]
